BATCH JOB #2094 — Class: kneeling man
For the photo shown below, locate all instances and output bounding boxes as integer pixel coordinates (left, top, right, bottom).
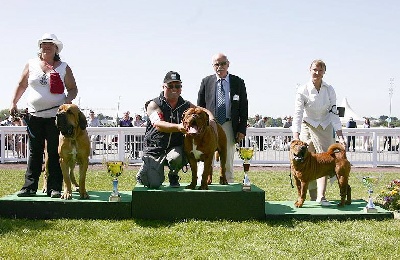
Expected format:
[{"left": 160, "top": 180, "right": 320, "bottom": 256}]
[{"left": 136, "top": 71, "right": 213, "bottom": 189}]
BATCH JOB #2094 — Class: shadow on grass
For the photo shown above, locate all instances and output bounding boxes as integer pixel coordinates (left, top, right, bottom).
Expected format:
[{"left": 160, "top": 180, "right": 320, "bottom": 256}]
[{"left": 0, "top": 218, "right": 53, "bottom": 235}]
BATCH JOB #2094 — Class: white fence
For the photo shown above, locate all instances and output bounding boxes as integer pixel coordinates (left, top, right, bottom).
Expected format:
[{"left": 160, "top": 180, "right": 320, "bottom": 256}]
[{"left": 1, "top": 126, "right": 399, "bottom": 167}]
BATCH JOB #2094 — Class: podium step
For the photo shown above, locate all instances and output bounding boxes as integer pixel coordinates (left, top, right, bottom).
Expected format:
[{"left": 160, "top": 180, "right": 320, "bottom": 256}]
[
  {"left": 132, "top": 183, "right": 266, "bottom": 220},
  {"left": 0, "top": 191, "right": 132, "bottom": 219}
]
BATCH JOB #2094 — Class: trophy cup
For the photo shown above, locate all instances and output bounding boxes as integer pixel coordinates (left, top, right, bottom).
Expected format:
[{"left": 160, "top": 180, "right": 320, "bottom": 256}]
[
  {"left": 237, "top": 146, "right": 255, "bottom": 191},
  {"left": 361, "top": 176, "right": 380, "bottom": 213},
  {"left": 104, "top": 160, "right": 125, "bottom": 202}
]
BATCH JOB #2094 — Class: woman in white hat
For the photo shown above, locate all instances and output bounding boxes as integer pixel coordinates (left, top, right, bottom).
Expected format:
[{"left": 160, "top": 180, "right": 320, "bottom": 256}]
[
  {"left": 292, "top": 59, "right": 346, "bottom": 206},
  {"left": 9, "top": 33, "right": 78, "bottom": 198}
]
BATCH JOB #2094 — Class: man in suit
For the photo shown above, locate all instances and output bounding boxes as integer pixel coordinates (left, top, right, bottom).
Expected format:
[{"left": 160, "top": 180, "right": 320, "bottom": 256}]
[{"left": 197, "top": 53, "right": 248, "bottom": 183}]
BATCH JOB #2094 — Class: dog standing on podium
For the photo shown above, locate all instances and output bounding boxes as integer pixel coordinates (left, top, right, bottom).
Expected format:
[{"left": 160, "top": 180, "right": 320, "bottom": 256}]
[
  {"left": 56, "top": 104, "right": 90, "bottom": 199},
  {"left": 290, "top": 140, "right": 351, "bottom": 208},
  {"left": 182, "top": 107, "right": 228, "bottom": 190}
]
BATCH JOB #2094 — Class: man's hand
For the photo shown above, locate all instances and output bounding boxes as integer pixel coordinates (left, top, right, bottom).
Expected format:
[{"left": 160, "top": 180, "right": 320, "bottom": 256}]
[
  {"left": 178, "top": 123, "right": 187, "bottom": 134},
  {"left": 236, "top": 132, "right": 245, "bottom": 143},
  {"left": 9, "top": 105, "right": 18, "bottom": 116}
]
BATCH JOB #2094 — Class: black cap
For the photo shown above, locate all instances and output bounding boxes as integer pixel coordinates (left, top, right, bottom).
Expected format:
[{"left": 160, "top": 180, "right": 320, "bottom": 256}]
[{"left": 164, "top": 71, "right": 181, "bottom": 84}]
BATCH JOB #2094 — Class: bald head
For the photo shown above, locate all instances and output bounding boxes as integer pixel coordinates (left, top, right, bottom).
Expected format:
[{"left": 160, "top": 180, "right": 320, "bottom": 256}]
[{"left": 212, "top": 53, "right": 230, "bottom": 78}]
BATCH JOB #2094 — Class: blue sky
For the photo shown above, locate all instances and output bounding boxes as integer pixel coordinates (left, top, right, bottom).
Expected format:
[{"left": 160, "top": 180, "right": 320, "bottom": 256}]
[{"left": 1, "top": 0, "right": 399, "bottom": 119}]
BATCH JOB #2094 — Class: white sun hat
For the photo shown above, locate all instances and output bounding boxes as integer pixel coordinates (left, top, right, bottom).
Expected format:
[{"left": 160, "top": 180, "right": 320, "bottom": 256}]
[{"left": 38, "top": 33, "right": 63, "bottom": 53}]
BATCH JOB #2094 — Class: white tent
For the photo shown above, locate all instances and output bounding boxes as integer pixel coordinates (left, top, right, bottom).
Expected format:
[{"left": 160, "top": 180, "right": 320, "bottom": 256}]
[{"left": 339, "top": 97, "right": 365, "bottom": 125}]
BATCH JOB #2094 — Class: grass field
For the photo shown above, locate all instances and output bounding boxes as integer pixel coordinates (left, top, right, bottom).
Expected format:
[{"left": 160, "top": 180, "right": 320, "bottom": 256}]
[{"left": 0, "top": 164, "right": 399, "bottom": 259}]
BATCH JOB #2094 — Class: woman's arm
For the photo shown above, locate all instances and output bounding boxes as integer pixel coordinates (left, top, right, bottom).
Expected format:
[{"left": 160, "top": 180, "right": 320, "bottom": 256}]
[{"left": 64, "top": 65, "right": 78, "bottom": 104}]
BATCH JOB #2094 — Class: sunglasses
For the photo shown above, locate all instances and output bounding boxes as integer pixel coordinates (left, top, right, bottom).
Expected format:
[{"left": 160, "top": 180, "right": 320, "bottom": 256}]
[
  {"left": 165, "top": 84, "right": 182, "bottom": 89},
  {"left": 213, "top": 61, "right": 228, "bottom": 67}
]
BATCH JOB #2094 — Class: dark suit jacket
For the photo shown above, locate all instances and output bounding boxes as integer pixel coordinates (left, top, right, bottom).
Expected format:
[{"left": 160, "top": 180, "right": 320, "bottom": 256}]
[{"left": 197, "top": 74, "right": 248, "bottom": 142}]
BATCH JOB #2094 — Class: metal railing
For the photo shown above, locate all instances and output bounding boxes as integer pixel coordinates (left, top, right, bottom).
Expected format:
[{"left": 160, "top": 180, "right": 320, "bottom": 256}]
[{"left": 1, "top": 126, "right": 399, "bottom": 167}]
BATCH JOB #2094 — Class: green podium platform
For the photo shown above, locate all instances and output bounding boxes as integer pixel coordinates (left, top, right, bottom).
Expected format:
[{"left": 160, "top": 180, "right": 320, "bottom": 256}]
[
  {"left": 132, "top": 183, "right": 266, "bottom": 220},
  {"left": 0, "top": 191, "right": 132, "bottom": 219},
  {"left": 0, "top": 188, "right": 394, "bottom": 221},
  {"left": 265, "top": 200, "right": 394, "bottom": 220}
]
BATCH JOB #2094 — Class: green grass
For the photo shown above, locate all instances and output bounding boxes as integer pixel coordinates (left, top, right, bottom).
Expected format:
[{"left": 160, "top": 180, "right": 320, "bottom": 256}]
[{"left": 0, "top": 165, "right": 399, "bottom": 259}]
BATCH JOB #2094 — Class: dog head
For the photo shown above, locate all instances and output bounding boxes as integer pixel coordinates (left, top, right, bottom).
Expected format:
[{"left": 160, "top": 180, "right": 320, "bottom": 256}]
[
  {"left": 56, "top": 104, "right": 87, "bottom": 138},
  {"left": 182, "top": 107, "right": 209, "bottom": 135},
  {"left": 290, "top": 140, "right": 309, "bottom": 162}
]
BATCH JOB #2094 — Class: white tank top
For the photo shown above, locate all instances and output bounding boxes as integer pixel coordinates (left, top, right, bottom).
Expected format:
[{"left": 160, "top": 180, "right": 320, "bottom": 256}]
[{"left": 27, "top": 57, "right": 67, "bottom": 118}]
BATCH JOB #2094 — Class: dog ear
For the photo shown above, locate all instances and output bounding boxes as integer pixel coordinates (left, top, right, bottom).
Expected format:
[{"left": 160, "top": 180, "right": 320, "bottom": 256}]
[
  {"left": 78, "top": 111, "right": 87, "bottom": 130},
  {"left": 182, "top": 108, "right": 191, "bottom": 121},
  {"left": 203, "top": 111, "right": 209, "bottom": 125},
  {"left": 57, "top": 104, "right": 66, "bottom": 113}
]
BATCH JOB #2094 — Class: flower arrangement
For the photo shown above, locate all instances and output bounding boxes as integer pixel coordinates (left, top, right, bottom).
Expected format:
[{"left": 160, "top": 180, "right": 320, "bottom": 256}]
[{"left": 376, "top": 179, "right": 400, "bottom": 211}]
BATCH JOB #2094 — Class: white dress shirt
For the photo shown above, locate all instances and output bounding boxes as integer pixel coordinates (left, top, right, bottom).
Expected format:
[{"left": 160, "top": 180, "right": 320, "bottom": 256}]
[{"left": 292, "top": 80, "right": 342, "bottom": 133}]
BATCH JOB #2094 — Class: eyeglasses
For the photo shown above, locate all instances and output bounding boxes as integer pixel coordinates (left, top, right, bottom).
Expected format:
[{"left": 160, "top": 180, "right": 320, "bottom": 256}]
[
  {"left": 165, "top": 84, "right": 182, "bottom": 89},
  {"left": 213, "top": 61, "right": 228, "bottom": 67}
]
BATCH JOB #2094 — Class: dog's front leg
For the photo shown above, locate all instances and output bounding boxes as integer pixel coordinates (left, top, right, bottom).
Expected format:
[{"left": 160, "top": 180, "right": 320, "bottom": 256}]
[
  {"left": 78, "top": 162, "right": 89, "bottom": 199},
  {"left": 60, "top": 160, "right": 73, "bottom": 200},
  {"left": 294, "top": 179, "right": 307, "bottom": 208},
  {"left": 186, "top": 156, "right": 197, "bottom": 190},
  {"left": 69, "top": 167, "right": 79, "bottom": 192},
  {"left": 200, "top": 157, "right": 213, "bottom": 190}
]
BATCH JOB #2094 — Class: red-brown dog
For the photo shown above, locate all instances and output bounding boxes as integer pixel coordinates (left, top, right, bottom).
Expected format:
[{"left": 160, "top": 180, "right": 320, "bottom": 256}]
[
  {"left": 56, "top": 104, "right": 90, "bottom": 199},
  {"left": 290, "top": 140, "right": 351, "bottom": 208},
  {"left": 183, "top": 107, "right": 228, "bottom": 190}
]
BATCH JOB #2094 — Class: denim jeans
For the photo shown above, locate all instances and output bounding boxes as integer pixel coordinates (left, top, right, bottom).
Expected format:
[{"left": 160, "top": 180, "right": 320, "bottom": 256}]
[{"left": 22, "top": 116, "right": 62, "bottom": 193}]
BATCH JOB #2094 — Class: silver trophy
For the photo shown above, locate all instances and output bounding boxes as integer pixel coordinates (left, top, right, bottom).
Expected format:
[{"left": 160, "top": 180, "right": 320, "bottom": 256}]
[
  {"left": 237, "top": 146, "right": 254, "bottom": 191},
  {"left": 361, "top": 176, "right": 380, "bottom": 213}
]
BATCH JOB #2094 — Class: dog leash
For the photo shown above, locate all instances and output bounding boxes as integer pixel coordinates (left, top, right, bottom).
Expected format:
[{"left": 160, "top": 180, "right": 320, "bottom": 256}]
[
  {"left": 32, "top": 105, "right": 61, "bottom": 113},
  {"left": 289, "top": 167, "right": 294, "bottom": 188},
  {"left": 19, "top": 105, "right": 61, "bottom": 139}
]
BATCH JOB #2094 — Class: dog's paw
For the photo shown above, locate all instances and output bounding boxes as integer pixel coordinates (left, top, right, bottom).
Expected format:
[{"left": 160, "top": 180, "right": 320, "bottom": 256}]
[
  {"left": 294, "top": 201, "right": 304, "bottom": 208},
  {"left": 185, "top": 183, "right": 196, "bottom": 190},
  {"left": 219, "top": 177, "right": 228, "bottom": 185},
  {"left": 61, "top": 192, "right": 73, "bottom": 200},
  {"left": 79, "top": 192, "right": 90, "bottom": 200},
  {"left": 198, "top": 185, "right": 209, "bottom": 190}
]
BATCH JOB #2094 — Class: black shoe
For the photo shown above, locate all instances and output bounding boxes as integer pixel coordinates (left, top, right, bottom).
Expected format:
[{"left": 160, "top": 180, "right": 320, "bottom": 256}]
[
  {"left": 17, "top": 188, "right": 36, "bottom": 197},
  {"left": 168, "top": 174, "right": 180, "bottom": 188},
  {"left": 136, "top": 175, "right": 143, "bottom": 185},
  {"left": 50, "top": 190, "right": 61, "bottom": 198}
]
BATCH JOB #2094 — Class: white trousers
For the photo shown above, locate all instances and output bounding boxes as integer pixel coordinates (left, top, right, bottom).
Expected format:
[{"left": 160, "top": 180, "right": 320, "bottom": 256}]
[{"left": 197, "top": 120, "right": 236, "bottom": 183}]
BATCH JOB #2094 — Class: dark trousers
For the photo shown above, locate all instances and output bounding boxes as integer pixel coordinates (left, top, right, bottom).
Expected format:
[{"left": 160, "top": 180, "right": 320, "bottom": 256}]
[
  {"left": 384, "top": 136, "right": 392, "bottom": 151},
  {"left": 347, "top": 136, "right": 356, "bottom": 151},
  {"left": 256, "top": 136, "right": 264, "bottom": 151},
  {"left": 22, "top": 116, "right": 62, "bottom": 193}
]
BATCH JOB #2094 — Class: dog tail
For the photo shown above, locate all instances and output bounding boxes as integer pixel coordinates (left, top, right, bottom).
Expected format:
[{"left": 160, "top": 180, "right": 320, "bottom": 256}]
[{"left": 327, "top": 143, "right": 347, "bottom": 160}]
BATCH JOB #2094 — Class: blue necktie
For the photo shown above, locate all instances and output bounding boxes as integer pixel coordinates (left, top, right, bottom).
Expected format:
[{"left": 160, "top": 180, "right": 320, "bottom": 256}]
[{"left": 216, "top": 79, "right": 226, "bottom": 125}]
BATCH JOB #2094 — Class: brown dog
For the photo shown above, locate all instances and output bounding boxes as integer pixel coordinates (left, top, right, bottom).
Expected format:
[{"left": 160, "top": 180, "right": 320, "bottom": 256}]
[
  {"left": 290, "top": 140, "right": 351, "bottom": 208},
  {"left": 56, "top": 104, "right": 90, "bottom": 199},
  {"left": 183, "top": 107, "right": 228, "bottom": 190}
]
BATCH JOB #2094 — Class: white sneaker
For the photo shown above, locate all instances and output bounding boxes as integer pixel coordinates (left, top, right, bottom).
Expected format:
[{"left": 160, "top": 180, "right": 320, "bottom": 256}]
[{"left": 317, "top": 197, "right": 332, "bottom": 206}]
